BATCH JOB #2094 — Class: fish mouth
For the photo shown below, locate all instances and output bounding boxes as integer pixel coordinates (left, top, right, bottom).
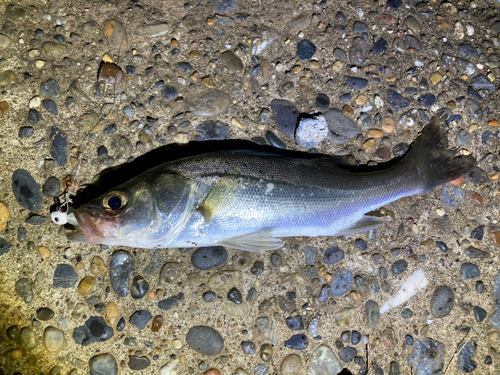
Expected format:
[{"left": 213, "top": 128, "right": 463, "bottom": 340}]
[{"left": 69, "top": 209, "right": 104, "bottom": 245}]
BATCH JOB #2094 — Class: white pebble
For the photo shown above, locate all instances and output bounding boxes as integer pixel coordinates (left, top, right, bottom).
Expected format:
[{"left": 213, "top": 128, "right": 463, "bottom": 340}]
[{"left": 380, "top": 270, "right": 428, "bottom": 314}]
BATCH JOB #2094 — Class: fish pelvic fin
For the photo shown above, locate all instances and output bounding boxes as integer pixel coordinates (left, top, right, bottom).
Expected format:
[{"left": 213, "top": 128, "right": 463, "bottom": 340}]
[
  {"left": 335, "top": 214, "right": 392, "bottom": 236},
  {"left": 404, "top": 115, "right": 475, "bottom": 192},
  {"left": 219, "top": 228, "right": 282, "bottom": 252}
]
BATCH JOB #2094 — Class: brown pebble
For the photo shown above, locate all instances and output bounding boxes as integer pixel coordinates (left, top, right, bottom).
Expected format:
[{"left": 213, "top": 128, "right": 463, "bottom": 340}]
[
  {"left": 450, "top": 176, "right": 463, "bottom": 186},
  {"left": 375, "top": 146, "right": 391, "bottom": 161},
  {"left": 171, "top": 38, "right": 178, "bottom": 47},
  {"left": 11, "top": 349, "right": 22, "bottom": 359},
  {"left": 473, "top": 192, "right": 483, "bottom": 205},
  {"left": 381, "top": 117, "right": 394, "bottom": 133},
  {"left": 105, "top": 302, "right": 119, "bottom": 327},
  {"left": 342, "top": 105, "right": 354, "bottom": 117},
  {"left": 98, "top": 63, "right": 124, "bottom": 84},
  {"left": 77, "top": 276, "right": 95, "bottom": 296},
  {"left": 201, "top": 77, "right": 216, "bottom": 88},
  {"left": 206, "top": 18, "right": 214, "bottom": 26},
  {"left": 367, "top": 129, "right": 384, "bottom": 139},
  {"left": 103, "top": 19, "right": 129, "bottom": 50},
  {"left": 489, "top": 232, "right": 500, "bottom": 246},
  {"left": 37, "top": 246, "right": 50, "bottom": 259},
  {"left": 204, "top": 370, "right": 221, "bottom": 375},
  {"left": 151, "top": 315, "right": 163, "bottom": 332},
  {"left": 0, "top": 101, "right": 9, "bottom": 115},
  {"left": 0, "top": 202, "right": 11, "bottom": 232},
  {"left": 489, "top": 119, "right": 499, "bottom": 127},
  {"left": 362, "top": 138, "right": 376, "bottom": 152}
]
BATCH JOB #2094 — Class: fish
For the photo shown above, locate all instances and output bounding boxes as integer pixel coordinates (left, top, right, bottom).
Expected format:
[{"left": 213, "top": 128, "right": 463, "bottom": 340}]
[{"left": 63, "top": 116, "right": 474, "bottom": 251}]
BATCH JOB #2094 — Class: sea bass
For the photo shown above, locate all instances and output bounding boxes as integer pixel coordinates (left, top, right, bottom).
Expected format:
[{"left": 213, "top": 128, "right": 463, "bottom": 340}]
[{"left": 63, "top": 116, "right": 474, "bottom": 251}]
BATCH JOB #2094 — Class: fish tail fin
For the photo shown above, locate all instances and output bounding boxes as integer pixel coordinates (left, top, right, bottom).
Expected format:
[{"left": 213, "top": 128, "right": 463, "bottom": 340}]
[{"left": 402, "top": 115, "right": 475, "bottom": 192}]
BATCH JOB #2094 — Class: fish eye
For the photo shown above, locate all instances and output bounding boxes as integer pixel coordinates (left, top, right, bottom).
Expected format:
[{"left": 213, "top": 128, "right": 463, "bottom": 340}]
[{"left": 103, "top": 192, "right": 128, "bottom": 210}]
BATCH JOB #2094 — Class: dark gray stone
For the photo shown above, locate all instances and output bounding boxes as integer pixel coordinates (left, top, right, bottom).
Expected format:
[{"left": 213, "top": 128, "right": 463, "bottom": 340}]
[
  {"left": 304, "top": 246, "right": 317, "bottom": 265},
  {"left": 0, "top": 238, "right": 10, "bottom": 256},
  {"left": 387, "top": 90, "right": 410, "bottom": 111},
  {"left": 53, "top": 264, "right": 78, "bottom": 288},
  {"left": 196, "top": 121, "right": 229, "bottom": 141},
  {"left": 265, "top": 130, "right": 286, "bottom": 149},
  {"left": 442, "top": 186, "right": 465, "bottom": 207},
  {"left": 391, "top": 260, "right": 408, "bottom": 275},
  {"left": 316, "top": 93, "right": 330, "bottom": 110},
  {"left": 186, "top": 325, "right": 224, "bottom": 355},
  {"left": 42, "top": 99, "right": 58, "bottom": 114},
  {"left": 284, "top": 334, "right": 308, "bottom": 350},
  {"left": 270, "top": 99, "right": 299, "bottom": 138},
  {"left": 191, "top": 246, "right": 227, "bottom": 270},
  {"left": 330, "top": 269, "right": 353, "bottom": 296},
  {"left": 285, "top": 316, "right": 304, "bottom": 331},
  {"left": 408, "top": 338, "right": 445, "bottom": 375},
  {"left": 12, "top": 169, "right": 42, "bottom": 211},
  {"left": 50, "top": 127, "right": 67, "bottom": 166},
  {"left": 473, "top": 306, "right": 487, "bottom": 322},
  {"left": 28, "top": 109, "right": 43, "bottom": 125},
  {"left": 158, "top": 293, "right": 184, "bottom": 310},
  {"left": 161, "top": 86, "right": 177, "bottom": 100},
  {"left": 457, "top": 340, "right": 477, "bottom": 373},
  {"left": 461, "top": 263, "right": 480, "bottom": 280},
  {"left": 465, "top": 98, "right": 483, "bottom": 120},
  {"left": 19, "top": 126, "right": 34, "bottom": 138},
  {"left": 42, "top": 176, "right": 60, "bottom": 197},
  {"left": 130, "top": 276, "right": 149, "bottom": 300},
  {"left": 40, "top": 78, "right": 60, "bottom": 99},
  {"left": 430, "top": 285, "right": 454, "bottom": 318},
  {"left": 405, "top": 35, "right": 422, "bottom": 51},
  {"left": 25, "top": 214, "right": 47, "bottom": 225},
  {"left": 227, "top": 287, "right": 243, "bottom": 304},
  {"left": 324, "top": 246, "right": 344, "bottom": 265},
  {"left": 345, "top": 76, "right": 368, "bottom": 89},
  {"left": 339, "top": 346, "right": 357, "bottom": 362},
  {"left": 129, "top": 310, "right": 152, "bottom": 330},
  {"left": 324, "top": 108, "right": 361, "bottom": 144},
  {"left": 72, "top": 316, "right": 114, "bottom": 346},
  {"left": 241, "top": 340, "right": 256, "bottom": 354},
  {"left": 128, "top": 356, "right": 150, "bottom": 370},
  {"left": 296, "top": 39, "right": 316, "bottom": 61},
  {"left": 109, "top": 250, "right": 135, "bottom": 297}
]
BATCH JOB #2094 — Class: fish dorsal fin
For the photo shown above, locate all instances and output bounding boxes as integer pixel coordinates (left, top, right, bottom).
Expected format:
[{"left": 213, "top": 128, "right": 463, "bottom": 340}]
[
  {"left": 219, "top": 228, "right": 282, "bottom": 252},
  {"left": 335, "top": 214, "right": 392, "bottom": 236},
  {"left": 197, "top": 175, "right": 240, "bottom": 223}
]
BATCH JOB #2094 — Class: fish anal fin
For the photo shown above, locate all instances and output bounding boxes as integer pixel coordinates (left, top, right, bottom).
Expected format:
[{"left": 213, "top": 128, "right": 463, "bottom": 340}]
[
  {"left": 219, "top": 228, "right": 282, "bottom": 252},
  {"left": 197, "top": 176, "right": 239, "bottom": 222},
  {"left": 336, "top": 214, "right": 392, "bottom": 236}
]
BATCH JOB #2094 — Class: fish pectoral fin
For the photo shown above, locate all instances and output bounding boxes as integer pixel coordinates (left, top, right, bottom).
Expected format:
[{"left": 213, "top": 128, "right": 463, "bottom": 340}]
[
  {"left": 219, "top": 229, "right": 282, "bottom": 252},
  {"left": 335, "top": 214, "right": 392, "bottom": 236},
  {"left": 197, "top": 176, "right": 240, "bottom": 223}
]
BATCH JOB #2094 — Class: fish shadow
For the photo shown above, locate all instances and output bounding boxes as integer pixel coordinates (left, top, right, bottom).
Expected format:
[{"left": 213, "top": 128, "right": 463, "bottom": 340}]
[{"left": 53, "top": 139, "right": 406, "bottom": 210}]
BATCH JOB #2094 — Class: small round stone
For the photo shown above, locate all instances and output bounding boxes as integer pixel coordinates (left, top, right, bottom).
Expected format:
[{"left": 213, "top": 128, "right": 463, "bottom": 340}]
[
  {"left": 296, "top": 39, "right": 316, "bottom": 61},
  {"left": 316, "top": 93, "right": 330, "bottom": 110},
  {"left": 78, "top": 276, "right": 95, "bottom": 296},
  {"left": 131, "top": 275, "right": 149, "bottom": 299},
  {"left": 203, "top": 291, "right": 216, "bottom": 302},
  {"left": 37, "top": 307, "right": 55, "bottom": 321},
  {"left": 461, "top": 263, "right": 480, "bottom": 280},
  {"left": 227, "top": 287, "right": 243, "bottom": 304},
  {"left": 281, "top": 354, "right": 302, "bottom": 374},
  {"left": 260, "top": 343, "right": 273, "bottom": 361},
  {"left": 19, "top": 327, "right": 38, "bottom": 350},
  {"left": 241, "top": 341, "right": 256, "bottom": 354},
  {"left": 191, "top": 246, "right": 227, "bottom": 270},
  {"left": 89, "top": 353, "right": 118, "bottom": 375},
  {"left": 42, "top": 176, "right": 60, "bottom": 197},
  {"left": 186, "top": 325, "right": 224, "bottom": 355},
  {"left": 43, "top": 326, "right": 64, "bottom": 352},
  {"left": 391, "top": 259, "right": 408, "bottom": 275},
  {"left": 151, "top": 315, "right": 163, "bottom": 332},
  {"left": 330, "top": 269, "right": 353, "bottom": 296}
]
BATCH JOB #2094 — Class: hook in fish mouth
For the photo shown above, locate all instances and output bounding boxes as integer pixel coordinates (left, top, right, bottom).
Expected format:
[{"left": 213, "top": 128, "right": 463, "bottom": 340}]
[{"left": 66, "top": 209, "right": 104, "bottom": 245}]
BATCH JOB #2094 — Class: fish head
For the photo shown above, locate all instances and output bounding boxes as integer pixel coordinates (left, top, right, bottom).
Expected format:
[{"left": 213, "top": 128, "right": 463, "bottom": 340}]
[{"left": 68, "top": 171, "right": 196, "bottom": 247}]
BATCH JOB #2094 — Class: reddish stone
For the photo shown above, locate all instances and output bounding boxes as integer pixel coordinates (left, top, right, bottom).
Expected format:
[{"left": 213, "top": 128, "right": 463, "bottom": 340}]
[
  {"left": 375, "top": 146, "right": 391, "bottom": 162},
  {"left": 450, "top": 176, "right": 464, "bottom": 186},
  {"left": 0, "top": 101, "right": 9, "bottom": 115},
  {"left": 98, "top": 63, "right": 124, "bottom": 84},
  {"left": 473, "top": 192, "right": 483, "bottom": 205},
  {"left": 489, "top": 232, "right": 500, "bottom": 246},
  {"left": 379, "top": 14, "right": 395, "bottom": 24}
]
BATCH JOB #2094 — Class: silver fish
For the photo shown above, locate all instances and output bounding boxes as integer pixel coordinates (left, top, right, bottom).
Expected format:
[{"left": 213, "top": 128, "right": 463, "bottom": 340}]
[{"left": 66, "top": 116, "right": 474, "bottom": 251}]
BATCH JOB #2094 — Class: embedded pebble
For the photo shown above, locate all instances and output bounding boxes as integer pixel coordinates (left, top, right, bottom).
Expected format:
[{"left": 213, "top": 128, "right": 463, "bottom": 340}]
[
  {"left": 324, "top": 108, "right": 361, "bottom": 144},
  {"left": 12, "top": 169, "right": 42, "bottom": 211},
  {"left": 15, "top": 278, "right": 33, "bottom": 303},
  {"left": 53, "top": 264, "right": 78, "bottom": 288},
  {"left": 131, "top": 276, "right": 149, "bottom": 299},
  {"left": 285, "top": 334, "right": 308, "bottom": 350},
  {"left": 136, "top": 23, "right": 170, "bottom": 37},
  {"left": 461, "top": 263, "right": 480, "bottom": 280},
  {"left": 158, "top": 293, "right": 184, "bottom": 311},
  {"left": 187, "top": 90, "right": 231, "bottom": 116},
  {"left": 72, "top": 316, "right": 114, "bottom": 346},
  {"left": 296, "top": 40, "right": 316, "bottom": 61},
  {"left": 295, "top": 114, "right": 328, "bottom": 148},
  {"left": 338, "top": 346, "right": 357, "bottom": 362},
  {"left": 330, "top": 269, "right": 353, "bottom": 296},
  {"left": 130, "top": 310, "right": 152, "bottom": 329},
  {"left": 281, "top": 354, "right": 302, "bottom": 374},
  {"left": 42, "top": 176, "right": 61, "bottom": 197},
  {"left": 89, "top": 353, "right": 118, "bottom": 375},
  {"left": 324, "top": 246, "right": 344, "bottom": 265},
  {"left": 43, "top": 327, "right": 64, "bottom": 352},
  {"left": 196, "top": 122, "right": 229, "bottom": 141},
  {"left": 221, "top": 50, "right": 244, "bottom": 72},
  {"left": 270, "top": 99, "right": 300, "bottom": 138},
  {"left": 109, "top": 250, "right": 135, "bottom": 297},
  {"left": 19, "top": 327, "right": 38, "bottom": 350},
  {"left": 128, "top": 356, "right": 150, "bottom": 370},
  {"left": 37, "top": 307, "right": 55, "bottom": 321},
  {"left": 430, "top": 285, "right": 454, "bottom": 318},
  {"left": 186, "top": 325, "right": 224, "bottom": 355},
  {"left": 104, "top": 19, "right": 129, "bottom": 50},
  {"left": 408, "top": 339, "right": 444, "bottom": 374},
  {"left": 306, "top": 345, "right": 343, "bottom": 374}
]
